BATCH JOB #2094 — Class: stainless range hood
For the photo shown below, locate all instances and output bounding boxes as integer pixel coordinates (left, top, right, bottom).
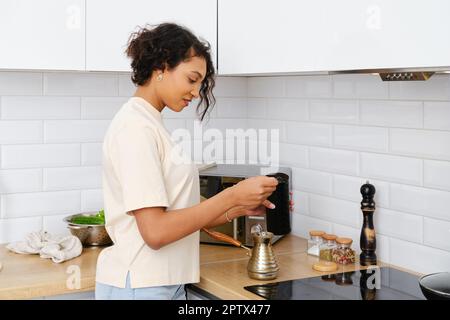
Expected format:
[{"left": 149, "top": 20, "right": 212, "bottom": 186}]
[
  {"left": 330, "top": 66, "right": 450, "bottom": 81},
  {"left": 238, "top": 67, "right": 450, "bottom": 80},
  {"left": 378, "top": 72, "right": 434, "bottom": 81}
]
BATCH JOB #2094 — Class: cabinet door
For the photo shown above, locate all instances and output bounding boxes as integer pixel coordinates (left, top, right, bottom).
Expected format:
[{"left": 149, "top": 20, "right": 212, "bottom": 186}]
[
  {"left": 218, "top": 0, "right": 450, "bottom": 75},
  {"left": 0, "top": 0, "right": 85, "bottom": 71},
  {"left": 86, "top": 0, "right": 217, "bottom": 72}
]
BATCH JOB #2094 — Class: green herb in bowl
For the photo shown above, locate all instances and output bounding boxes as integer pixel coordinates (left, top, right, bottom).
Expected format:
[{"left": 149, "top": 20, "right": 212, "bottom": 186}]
[{"left": 71, "top": 209, "right": 105, "bottom": 225}]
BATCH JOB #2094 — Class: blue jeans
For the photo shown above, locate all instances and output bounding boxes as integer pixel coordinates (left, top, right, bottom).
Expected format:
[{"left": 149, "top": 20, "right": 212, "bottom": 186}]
[{"left": 95, "top": 273, "right": 186, "bottom": 300}]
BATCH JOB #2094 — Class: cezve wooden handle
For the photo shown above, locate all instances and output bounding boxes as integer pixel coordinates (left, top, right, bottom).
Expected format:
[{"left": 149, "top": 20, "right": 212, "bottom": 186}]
[{"left": 201, "top": 228, "right": 242, "bottom": 248}]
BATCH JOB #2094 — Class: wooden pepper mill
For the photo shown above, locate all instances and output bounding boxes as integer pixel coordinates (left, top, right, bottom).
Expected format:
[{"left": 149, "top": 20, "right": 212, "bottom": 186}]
[{"left": 360, "top": 181, "right": 377, "bottom": 266}]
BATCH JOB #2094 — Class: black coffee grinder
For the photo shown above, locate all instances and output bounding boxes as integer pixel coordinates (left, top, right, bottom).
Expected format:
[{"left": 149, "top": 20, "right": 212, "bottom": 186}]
[
  {"left": 360, "top": 181, "right": 377, "bottom": 266},
  {"left": 265, "top": 172, "right": 291, "bottom": 236}
]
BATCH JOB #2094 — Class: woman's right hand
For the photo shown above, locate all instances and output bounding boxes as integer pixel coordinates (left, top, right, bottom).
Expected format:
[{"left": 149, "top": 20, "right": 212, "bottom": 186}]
[{"left": 231, "top": 176, "right": 278, "bottom": 208}]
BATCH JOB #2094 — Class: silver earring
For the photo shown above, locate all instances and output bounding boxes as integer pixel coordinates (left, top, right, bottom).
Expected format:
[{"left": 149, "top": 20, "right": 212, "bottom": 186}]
[{"left": 157, "top": 74, "right": 163, "bottom": 81}]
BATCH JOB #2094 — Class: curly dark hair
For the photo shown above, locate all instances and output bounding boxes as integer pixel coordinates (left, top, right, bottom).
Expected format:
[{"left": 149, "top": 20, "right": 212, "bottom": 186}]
[{"left": 125, "top": 23, "right": 216, "bottom": 121}]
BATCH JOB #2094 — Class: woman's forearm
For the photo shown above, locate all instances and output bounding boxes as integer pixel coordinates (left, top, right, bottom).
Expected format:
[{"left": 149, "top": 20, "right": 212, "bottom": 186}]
[
  {"left": 135, "top": 187, "right": 237, "bottom": 249},
  {"left": 134, "top": 175, "right": 278, "bottom": 249},
  {"left": 203, "top": 206, "right": 242, "bottom": 229}
]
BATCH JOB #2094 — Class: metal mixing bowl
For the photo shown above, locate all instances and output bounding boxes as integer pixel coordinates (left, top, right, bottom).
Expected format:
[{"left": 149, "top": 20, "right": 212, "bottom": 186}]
[{"left": 63, "top": 213, "right": 113, "bottom": 246}]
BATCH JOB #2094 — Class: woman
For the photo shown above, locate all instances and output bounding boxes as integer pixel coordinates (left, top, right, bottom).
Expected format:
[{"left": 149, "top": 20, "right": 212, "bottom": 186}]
[{"left": 95, "top": 23, "right": 279, "bottom": 300}]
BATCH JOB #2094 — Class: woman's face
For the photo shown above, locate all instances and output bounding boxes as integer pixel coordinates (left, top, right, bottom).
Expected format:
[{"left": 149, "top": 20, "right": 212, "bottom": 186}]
[{"left": 159, "top": 55, "right": 207, "bottom": 112}]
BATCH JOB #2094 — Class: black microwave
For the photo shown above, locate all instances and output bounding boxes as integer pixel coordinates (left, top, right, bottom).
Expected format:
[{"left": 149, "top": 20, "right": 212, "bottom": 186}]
[{"left": 199, "top": 164, "right": 292, "bottom": 247}]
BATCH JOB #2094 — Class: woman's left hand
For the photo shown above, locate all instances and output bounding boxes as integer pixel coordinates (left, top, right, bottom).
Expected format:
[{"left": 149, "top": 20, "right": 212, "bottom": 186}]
[
  {"left": 289, "top": 192, "right": 294, "bottom": 213},
  {"left": 240, "top": 204, "right": 267, "bottom": 217},
  {"left": 232, "top": 192, "right": 295, "bottom": 218}
]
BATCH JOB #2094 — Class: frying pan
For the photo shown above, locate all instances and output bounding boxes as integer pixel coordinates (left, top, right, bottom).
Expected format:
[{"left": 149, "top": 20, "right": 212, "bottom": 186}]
[{"left": 418, "top": 272, "right": 450, "bottom": 300}]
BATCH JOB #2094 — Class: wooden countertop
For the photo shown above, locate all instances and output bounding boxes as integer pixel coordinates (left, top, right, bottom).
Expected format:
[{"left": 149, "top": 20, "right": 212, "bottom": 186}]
[
  {"left": 0, "top": 244, "right": 100, "bottom": 299},
  {"left": 0, "top": 235, "right": 420, "bottom": 300}
]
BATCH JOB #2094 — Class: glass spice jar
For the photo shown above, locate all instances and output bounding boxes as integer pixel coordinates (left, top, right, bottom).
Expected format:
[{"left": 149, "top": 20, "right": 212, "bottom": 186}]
[
  {"left": 332, "top": 237, "right": 356, "bottom": 265},
  {"left": 319, "top": 234, "right": 337, "bottom": 261},
  {"left": 307, "top": 230, "right": 325, "bottom": 256}
]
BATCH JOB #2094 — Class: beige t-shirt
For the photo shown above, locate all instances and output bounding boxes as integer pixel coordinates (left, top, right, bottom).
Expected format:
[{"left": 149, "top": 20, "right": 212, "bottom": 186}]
[{"left": 96, "top": 96, "right": 200, "bottom": 289}]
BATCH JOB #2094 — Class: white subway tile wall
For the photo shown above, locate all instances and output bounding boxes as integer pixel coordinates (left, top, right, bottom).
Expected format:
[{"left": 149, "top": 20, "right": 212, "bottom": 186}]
[
  {"left": 424, "top": 101, "right": 450, "bottom": 130},
  {"left": 330, "top": 223, "right": 360, "bottom": 253},
  {"left": 292, "top": 213, "right": 332, "bottom": 240},
  {"left": 309, "top": 100, "right": 359, "bottom": 124},
  {"left": 309, "top": 194, "right": 360, "bottom": 228},
  {"left": 1, "top": 71, "right": 450, "bottom": 275},
  {"left": 2, "top": 97, "right": 81, "bottom": 119},
  {"left": 0, "top": 72, "right": 248, "bottom": 245},
  {"left": 360, "top": 100, "right": 423, "bottom": 128},
  {"left": 43, "top": 73, "right": 118, "bottom": 96},
  {"left": 284, "top": 76, "right": 333, "bottom": 98},
  {"left": 309, "top": 147, "right": 359, "bottom": 175},
  {"left": 334, "top": 125, "right": 389, "bottom": 152},
  {"left": 266, "top": 98, "right": 309, "bottom": 121},
  {"left": 81, "top": 189, "right": 104, "bottom": 212},
  {"left": 332, "top": 174, "right": 390, "bottom": 208},
  {"left": 424, "top": 159, "right": 450, "bottom": 191},
  {"left": 81, "top": 143, "right": 103, "bottom": 166},
  {"left": 285, "top": 122, "right": 332, "bottom": 146},
  {"left": 247, "top": 74, "right": 450, "bottom": 275},
  {"left": 279, "top": 143, "right": 309, "bottom": 168},
  {"left": 332, "top": 74, "right": 389, "bottom": 100}
]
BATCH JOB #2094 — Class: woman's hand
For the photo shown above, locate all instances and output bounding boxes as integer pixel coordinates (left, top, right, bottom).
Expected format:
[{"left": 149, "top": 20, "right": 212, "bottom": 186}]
[
  {"left": 240, "top": 204, "right": 267, "bottom": 217},
  {"left": 233, "top": 199, "right": 274, "bottom": 218},
  {"left": 289, "top": 191, "right": 294, "bottom": 212},
  {"left": 233, "top": 195, "right": 295, "bottom": 219},
  {"left": 231, "top": 176, "right": 278, "bottom": 208}
]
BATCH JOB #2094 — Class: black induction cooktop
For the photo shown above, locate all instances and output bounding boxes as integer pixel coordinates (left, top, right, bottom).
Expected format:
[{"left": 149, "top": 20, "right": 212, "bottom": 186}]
[{"left": 244, "top": 267, "right": 425, "bottom": 300}]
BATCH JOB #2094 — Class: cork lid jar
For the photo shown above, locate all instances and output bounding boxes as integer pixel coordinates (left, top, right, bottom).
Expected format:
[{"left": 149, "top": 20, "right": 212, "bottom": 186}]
[
  {"left": 307, "top": 230, "right": 325, "bottom": 257},
  {"left": 319, "top": 234, "right": 338, "bottom": 261},
  {"left": 336, "top": 237, "right": 353, "bottom": 247},
  {"left": 322, "top": 234, "right": 337, "bottom": 242},
  {"left": 309, "top": 230, "right": 325, "bottom": 237},
  {"left": 332, "top": 237, "right": 356, "bottom": 264}
]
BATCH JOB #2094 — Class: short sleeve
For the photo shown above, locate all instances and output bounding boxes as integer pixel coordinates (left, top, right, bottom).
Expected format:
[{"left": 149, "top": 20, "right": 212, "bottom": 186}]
[{"left": 110, "top": 124, "right": 169, "bottom": 213}]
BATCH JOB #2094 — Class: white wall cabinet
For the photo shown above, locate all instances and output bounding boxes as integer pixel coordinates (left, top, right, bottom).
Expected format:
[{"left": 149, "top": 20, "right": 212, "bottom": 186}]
[
  {"left": 0, "top": 0, "right": 85, "bottom": 71},
  {"left": 2, "top": 0, "right": 449, "bottom": 74},
  {"left": 218, "top": 0, "right": 450, "bottom": 75},
  {"left": 86, "top": 0, "right": 217, "bottom": 72}
]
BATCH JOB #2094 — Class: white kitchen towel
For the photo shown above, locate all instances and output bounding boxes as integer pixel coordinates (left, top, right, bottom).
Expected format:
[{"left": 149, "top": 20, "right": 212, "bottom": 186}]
[{"left": 6, "top": 230, "right": 82, "bottom": 263}]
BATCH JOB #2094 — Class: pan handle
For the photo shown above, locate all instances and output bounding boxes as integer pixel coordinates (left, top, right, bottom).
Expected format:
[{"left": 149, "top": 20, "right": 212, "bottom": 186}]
[{"left": 201, "top": 228, "right": 242, "bottom": 247}]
